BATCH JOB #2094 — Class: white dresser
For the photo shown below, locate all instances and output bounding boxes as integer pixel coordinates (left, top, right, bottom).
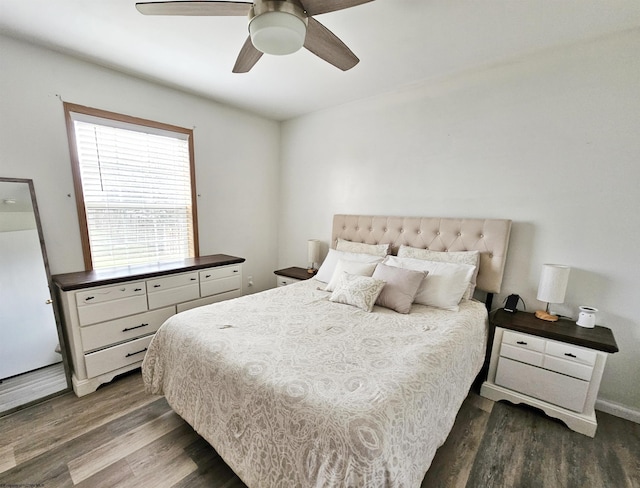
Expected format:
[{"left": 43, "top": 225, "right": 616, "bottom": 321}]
[{"left": 53, "top": 254, "right": 244, "bottom": 396}]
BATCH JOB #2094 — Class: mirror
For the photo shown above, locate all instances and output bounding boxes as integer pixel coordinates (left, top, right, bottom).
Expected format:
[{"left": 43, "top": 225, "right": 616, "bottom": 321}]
[{"left": 0, "top": 177, "right": 70, "bottom": 414}]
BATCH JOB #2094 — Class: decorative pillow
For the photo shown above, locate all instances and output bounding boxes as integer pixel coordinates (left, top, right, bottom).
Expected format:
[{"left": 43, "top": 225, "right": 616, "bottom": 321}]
[
  {"left": 383, "top": 256, "right": 475, "bottom": 312},
  {"left": 371, "top": 263, "right": 427, "bottom": 314},
  {"left": 397, "top": 245, "right": 480, "bottom": 299},
  {"left": 325, "top": 259, "right": 378, "bottom": 292},
  {"left": 336, "top": 238, "right": 390, "bottom": 257},
  {"left": 329, "top": 272, "right": 386, "bottom": 312},
  {"left": 315, "top": 248, "right": 384, "bottom": 283}
]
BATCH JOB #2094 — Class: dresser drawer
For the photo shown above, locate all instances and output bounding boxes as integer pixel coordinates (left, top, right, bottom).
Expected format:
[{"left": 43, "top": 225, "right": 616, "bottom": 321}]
[
  {"left": 495, "top": 357, "right": 589, "bottom": 412},
  {"left": 147, "top": 272, "right": 199, "bottom": 292},
  {"left": 201, "top": 276, "right": 241, "bottom": 298},
  {"left": 200, "top": 265, "right": 240, "bottom": 282},
  {"left": 76, "top": 281, "right": 146, "bottom": 306},
  {"left": 147, "top": 272, "right": 200, "bottom": 310},
  {"left": 84, "top": 335, "right": 153, "bottom": 378},
  {"left": 276, "top": 276, "right": 299, "bottom": 287},
  {"left": 543, "top": 355, "right": 594, "bottom": 381},
  {"left": 77, "top": 295, "right": 148, "bottom": 326},
  {"left": 80, "top": 306, "right": 174, "bottom": 352}
]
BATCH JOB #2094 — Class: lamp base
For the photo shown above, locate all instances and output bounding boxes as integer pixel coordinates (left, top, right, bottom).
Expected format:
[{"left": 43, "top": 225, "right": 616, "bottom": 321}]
[{"left": 535, "top": 310, "right": 559, "bottom": 322}]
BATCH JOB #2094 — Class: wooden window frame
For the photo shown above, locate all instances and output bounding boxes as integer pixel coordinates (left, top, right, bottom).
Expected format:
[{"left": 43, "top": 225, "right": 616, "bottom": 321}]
[{"left": 63, "top": 102, "right": 199, "bottom": 271}]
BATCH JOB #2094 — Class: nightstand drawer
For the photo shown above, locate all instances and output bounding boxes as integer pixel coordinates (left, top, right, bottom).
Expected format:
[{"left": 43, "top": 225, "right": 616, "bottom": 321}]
[
  {"left": 545, "top": 341, "right": 597, "bottom": 366},
  {"left": 502, "top": 330, "right": 545, "bottom": 353},
  {"left": 277, "top": 276, "right": 300, "bottom": 287},
  {"left": 500, "top": 343, "right": 544, "bottom": 367},
  {"left": 543, "top": 355, "right": 594, "bottom": 381},
  {"left": 495, "top": 357, "right": 589, "bottom": 412}
]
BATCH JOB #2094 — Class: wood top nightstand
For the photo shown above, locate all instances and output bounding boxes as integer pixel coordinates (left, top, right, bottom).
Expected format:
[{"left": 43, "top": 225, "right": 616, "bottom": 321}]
[
  {"left": 491, "top": 308, "right": 618, "bottom": 353},
  {"left": 481, "top": 309, "right": 618, "bottom": 437},
  {"left": 274, "top": 267, "right": 317, "bottom": 287}
]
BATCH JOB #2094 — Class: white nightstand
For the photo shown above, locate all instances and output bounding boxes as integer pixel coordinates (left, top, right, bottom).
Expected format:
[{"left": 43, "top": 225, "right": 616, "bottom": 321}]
[
  {"left": 274, "top": 267, "right": 316, "bottom": 287},
  {"left": 480, "top": 309, "right": 618, "bottom": 437}
]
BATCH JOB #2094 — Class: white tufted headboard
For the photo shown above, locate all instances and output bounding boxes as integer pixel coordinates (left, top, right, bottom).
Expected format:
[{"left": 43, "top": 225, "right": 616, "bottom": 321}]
[{"left": 332, "top": 215, "right": 512, "bottom": 294}]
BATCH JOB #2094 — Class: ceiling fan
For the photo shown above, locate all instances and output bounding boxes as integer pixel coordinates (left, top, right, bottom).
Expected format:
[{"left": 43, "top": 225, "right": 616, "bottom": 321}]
[{"left": 135, "top": 0, "right": 374, "bottom": 73}]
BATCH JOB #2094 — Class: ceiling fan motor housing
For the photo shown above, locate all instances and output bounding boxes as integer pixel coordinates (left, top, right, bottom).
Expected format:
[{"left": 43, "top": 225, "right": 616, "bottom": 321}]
[{"left": 249, "top": 0, "right": 308, "bottom": 55}]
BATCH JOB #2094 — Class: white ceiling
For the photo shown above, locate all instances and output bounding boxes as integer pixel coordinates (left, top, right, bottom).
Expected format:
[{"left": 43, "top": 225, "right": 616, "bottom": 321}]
[{"left": 1, "top": 1, "right": 640, "bottom": 121}]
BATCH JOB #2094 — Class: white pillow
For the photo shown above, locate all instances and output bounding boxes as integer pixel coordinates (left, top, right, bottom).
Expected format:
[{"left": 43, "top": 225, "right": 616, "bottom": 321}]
[
  {"left": 383, "top": 256, "right": 475, "bottom": 312},
  {"left": 397, "top": 245, "right": 480, "bottom": 299},
  {"left": 325, "top": 259, "right": 378, "bottom": 292},
  {"left": 329, "top": 272, "right": 386, "bottom": 312},
  {"left": 315, "top": 248, "right": 384, "bottom": 283},
  {"left": 336, "top": 238, "right": 390, "bottom": 257}
]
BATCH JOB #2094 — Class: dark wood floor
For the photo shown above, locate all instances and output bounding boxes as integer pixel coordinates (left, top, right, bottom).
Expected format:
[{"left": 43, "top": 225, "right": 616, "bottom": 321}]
[{"left": 1, "top": 370, "right": 638, "bottom": 487}]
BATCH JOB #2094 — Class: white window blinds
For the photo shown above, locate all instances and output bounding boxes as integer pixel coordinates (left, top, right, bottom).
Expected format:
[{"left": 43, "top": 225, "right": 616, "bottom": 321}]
[{"left": 70, "top": 112, "right": 196, "bottom": 270}]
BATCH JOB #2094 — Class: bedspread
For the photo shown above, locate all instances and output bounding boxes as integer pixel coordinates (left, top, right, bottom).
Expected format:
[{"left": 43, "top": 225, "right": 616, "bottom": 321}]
[{"left": 142, "top": 279, "right": 488, "bottom": 487}]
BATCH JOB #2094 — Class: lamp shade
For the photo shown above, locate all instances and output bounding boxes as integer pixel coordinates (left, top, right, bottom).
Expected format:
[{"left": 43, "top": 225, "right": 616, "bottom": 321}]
[
  {"left": 307, "top": 239, "right": 321, "bottom": 264},
  {"left": 536, "top": 264, "right": 570, "bottom": 304},
  {"left": 249, "top": 11, "right": 306, "bottom": 55}
]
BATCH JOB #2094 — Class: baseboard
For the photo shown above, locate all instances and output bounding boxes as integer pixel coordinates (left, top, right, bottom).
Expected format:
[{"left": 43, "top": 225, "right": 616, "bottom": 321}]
[{"left": 596, "top": 398, "right": 640, "bottom": 424}]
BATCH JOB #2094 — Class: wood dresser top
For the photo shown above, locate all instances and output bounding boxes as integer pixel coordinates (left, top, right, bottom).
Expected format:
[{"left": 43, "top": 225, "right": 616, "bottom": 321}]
[{"left": 52, "top": 254, "right": 245, "bottom": 291}]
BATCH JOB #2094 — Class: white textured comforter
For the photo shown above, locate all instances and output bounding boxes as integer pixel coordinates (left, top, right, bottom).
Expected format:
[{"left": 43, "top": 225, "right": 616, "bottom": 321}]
[{"left": 142, "top": 279, "right": 488, "bottom": 488}]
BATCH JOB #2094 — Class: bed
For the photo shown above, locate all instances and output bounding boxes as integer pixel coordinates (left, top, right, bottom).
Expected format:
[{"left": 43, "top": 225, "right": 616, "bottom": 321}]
[{"left": 142, "top": 215, "right": 511, "bottom": 487}]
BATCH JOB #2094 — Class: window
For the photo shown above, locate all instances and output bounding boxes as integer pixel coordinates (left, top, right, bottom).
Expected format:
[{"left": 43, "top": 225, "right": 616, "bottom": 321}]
[{"left": 64, "top": 103, "right": 199, "bottom": 270}]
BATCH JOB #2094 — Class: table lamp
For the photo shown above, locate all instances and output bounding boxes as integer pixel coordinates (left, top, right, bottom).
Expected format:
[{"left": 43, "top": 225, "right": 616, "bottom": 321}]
[
  {"left": 535, "top": 264, "right": 570, "bottom": 322},
  {"left": 307, "top": 239, "right": 320, "bottom": 274}
]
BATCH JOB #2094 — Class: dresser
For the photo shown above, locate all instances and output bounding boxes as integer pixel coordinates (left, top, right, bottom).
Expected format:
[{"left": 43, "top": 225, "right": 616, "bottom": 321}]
[
  {"left": 53, "top": 254, "right": 244, "bottom": 396},
  {"left": 480, "top": 309, "right": 618, "bottom": 437}
]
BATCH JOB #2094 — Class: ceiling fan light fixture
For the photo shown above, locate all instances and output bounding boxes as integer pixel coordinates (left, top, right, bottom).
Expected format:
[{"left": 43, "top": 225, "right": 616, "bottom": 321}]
[{"left": 249, "top": 11, "right": 306, "bottom": 55}]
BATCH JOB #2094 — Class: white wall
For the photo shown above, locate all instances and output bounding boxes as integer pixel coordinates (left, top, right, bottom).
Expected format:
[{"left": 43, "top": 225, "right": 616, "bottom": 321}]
[
  {"left": 0, "top": 35, "right": 280, "bottom": 293},
  {"left": 279, "top": 29, "right": 640, "bottom": 415}
]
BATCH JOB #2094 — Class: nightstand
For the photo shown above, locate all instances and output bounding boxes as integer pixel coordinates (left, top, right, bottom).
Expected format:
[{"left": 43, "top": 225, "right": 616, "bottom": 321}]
[
  {"left": 480, "top": 309, "right": 618, "bottom": 437},
  {"left": 274, "top": 267, "right": 316, "bottom": 287}
]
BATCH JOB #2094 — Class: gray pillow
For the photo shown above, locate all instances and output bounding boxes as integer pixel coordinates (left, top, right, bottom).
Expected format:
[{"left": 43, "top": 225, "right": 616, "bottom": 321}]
[{"left": 372, "top": 263, "right": 427, "bottom": 314}]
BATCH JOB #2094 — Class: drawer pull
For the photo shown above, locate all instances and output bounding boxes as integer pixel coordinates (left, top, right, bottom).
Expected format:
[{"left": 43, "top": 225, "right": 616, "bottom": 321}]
[
  {"left": 564, "top": 353, "right": 577, "bottom": 358},
  {"left": 190, "top": 278, "right": 197, "bottom": 281},
  {"left": 125, "top": 348, "right": 148, "bottom": 358},
  {"left": 233, "top": 270, "right": 239, "bottom": 273},
  {"left": 516, "top": 341, "right": 527, "bottom": 345},
  {"left": 153, "top": 284, "right": 161, "bottom": 288},
  {"left": 134, "top": 288, "right": 142, "bottom": 292},
  {"left": 205, "top": 274, "right": 211, "bottom": 278},
  {"left": 85, "top": 296, "right": 95, "bottom": 301},
  {"left": 122, "top": 323, "right": 149, "bottom": 332}
]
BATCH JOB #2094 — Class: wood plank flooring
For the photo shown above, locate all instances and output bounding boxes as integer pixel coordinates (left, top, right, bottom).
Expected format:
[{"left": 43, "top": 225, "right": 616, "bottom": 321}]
[
  {"left": 0, "top": 362, "right": 67, "bottom": 414},
  {"left": 0, "top": 370, "right": 638, "bottom": 487}
]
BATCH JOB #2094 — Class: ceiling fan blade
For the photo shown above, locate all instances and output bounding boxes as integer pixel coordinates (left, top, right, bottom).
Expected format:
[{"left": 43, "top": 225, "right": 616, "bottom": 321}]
[
  {"left": 233, "top": 36, "right": 264, "bottom": 73},
  {"left": 301, "top": 0, "right": 373, "bottom": 16},
  {"left": 136, "top": 1, "right": 251, "bottom": 16},
  {"left": 303, "top": 17, "right": 359, "bottom": 71}
]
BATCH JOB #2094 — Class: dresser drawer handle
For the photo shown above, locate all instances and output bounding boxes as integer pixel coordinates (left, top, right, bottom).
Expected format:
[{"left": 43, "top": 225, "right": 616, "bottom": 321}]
[
  {"left": 205, "top": 274, "right": 211, "bottom": 278},
  {"left": 134, "top": 288, "right": 142, "bottom": 292},
  {"left": 233, "top": 270, "right": 239, "bottom": 273},
  {"left": 122, "top": 323, "right": 149, "bottom": 332},
  {"left": 516, "top": 341, "right": 527, "bottom": 345},
  {"left": 85, "top": 296, "right": 95, "bottom": 301},
  {"left": 125, "top": 348, "right": 148, "bottom": 358},
  {"left": 190, "top": 278, "right": 197, "bottom": 281},
  {"left": 153, "top": 284, "right": 161, "bottom": 288},
  {"left": 564, "top": 353, "right": 577, "bottom": 358}
]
